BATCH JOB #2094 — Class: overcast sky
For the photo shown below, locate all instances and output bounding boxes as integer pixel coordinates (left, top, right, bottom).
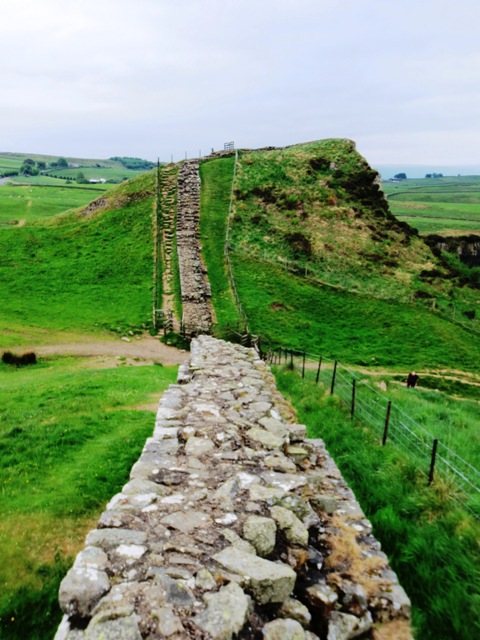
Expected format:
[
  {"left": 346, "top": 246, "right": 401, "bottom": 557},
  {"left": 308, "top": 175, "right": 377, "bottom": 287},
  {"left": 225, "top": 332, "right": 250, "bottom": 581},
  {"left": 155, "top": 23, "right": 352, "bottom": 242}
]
[{"left": 1, "top": 0, "right": 479, "bottom": 167}]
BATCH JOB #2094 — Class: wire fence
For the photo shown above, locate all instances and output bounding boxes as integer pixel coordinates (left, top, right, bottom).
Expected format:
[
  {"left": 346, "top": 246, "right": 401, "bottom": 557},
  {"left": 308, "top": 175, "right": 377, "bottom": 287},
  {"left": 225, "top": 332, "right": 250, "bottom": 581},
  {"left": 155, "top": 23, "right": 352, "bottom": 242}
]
[{"left": 268, "top": 347, "right": 480, "bottom": 519}]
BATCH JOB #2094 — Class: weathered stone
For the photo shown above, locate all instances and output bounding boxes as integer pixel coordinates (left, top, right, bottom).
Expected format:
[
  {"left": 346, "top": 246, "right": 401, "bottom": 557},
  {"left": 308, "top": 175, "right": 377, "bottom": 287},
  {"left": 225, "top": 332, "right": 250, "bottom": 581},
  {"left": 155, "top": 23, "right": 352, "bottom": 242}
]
[
  {"left": 195, "top": 568, "right": 218, "bottom": 591},
  {"left": 246, "top": 427, "right": 285, "bottom": 450},
  {"left": 262, "top": 618, "right": 308, "bottom": 639},
  {"left": 55, "top": 334, "right": 412, "bottom": 639},
  {"left": 161, "top": 510, "right": 212, "bottom": 533},
  {"left": 306, "top": 581, "right": 338, "bottom": 608},
  {"left": 288, "top": 424, "right": 307, "bottom": 442},
  {"left": 156, "top": 607, "right": 184, "bottom": 636},
  {"left": 185, "top": 436, "right": 215, "bottom": 456},
  {"left": 222, "top": 529, "right": 257, "bottom": 555},
  {"left": 193, "top": 582, "right": 249, "bottom": 639},
  {"left": 154, "top": 574, "right": 195, "bottom": 607},
  {"left": 243, "top": 515, "right": 277, "bottom": 556},
  {"left": 212, "top": 547, "right": 296, "bottom": 604},
  {"left": 74, "top": 547, "right": 109, "bottom": 571},
  {"left": 311, "top": 495, "right": 338, "bottom": 514},
  {"left": 270, "top": 506, "right": 309, "bottom": 547},
  {"left": 279, "top": 598, "right": 312, "bottom": 627},
  {"left": 85, "top": 615, "right": 142, "bottom": 639},
  {"left": 264, "top": 454, "right": 297, "bottom": 473},
  {"left": 59, "top": 567, "right": 110, "bottom": 618},
  {"left": 327, "top": 611, "right": 373, "bottom": 640},
  {"left": 86, "top": 529, "right": 147, "bottom": 549}
]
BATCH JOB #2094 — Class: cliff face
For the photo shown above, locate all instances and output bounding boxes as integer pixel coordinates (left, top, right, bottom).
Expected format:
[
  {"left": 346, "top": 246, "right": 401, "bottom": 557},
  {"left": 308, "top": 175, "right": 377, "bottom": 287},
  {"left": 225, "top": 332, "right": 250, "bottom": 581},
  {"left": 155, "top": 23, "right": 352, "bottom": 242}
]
[{"left": 425, "top": 234, "right": 480, "bottom": 267}]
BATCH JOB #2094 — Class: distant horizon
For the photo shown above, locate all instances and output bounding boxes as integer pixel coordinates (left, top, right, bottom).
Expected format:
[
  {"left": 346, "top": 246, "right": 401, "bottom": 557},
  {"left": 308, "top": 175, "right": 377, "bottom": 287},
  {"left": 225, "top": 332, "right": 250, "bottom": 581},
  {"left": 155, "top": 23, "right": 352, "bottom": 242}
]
[{"left": 373, "top": 164, "right": 480, "bottom": 180}]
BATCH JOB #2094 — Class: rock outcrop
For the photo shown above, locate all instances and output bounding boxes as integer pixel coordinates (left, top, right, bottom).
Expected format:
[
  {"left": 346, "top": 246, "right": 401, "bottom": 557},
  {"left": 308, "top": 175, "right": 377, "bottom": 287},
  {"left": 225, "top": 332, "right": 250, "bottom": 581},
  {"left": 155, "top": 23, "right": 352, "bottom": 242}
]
[
  {"left": 55, "top": 336, "right": 412, "bottom": 639},
  {"left": 176, "top": 161, "right": 213, "bottom": 333}
]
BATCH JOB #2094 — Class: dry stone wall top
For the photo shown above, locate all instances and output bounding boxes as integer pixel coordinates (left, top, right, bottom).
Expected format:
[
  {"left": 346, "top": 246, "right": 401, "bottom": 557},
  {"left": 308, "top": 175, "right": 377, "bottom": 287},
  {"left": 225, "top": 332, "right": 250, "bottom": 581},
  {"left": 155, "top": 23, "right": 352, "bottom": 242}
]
[
  {"left": 176, "top": 161, "right": 213, "bottom": 333},
  {"left": 56, "top": 336, "right": 412, "bottom": 640}
]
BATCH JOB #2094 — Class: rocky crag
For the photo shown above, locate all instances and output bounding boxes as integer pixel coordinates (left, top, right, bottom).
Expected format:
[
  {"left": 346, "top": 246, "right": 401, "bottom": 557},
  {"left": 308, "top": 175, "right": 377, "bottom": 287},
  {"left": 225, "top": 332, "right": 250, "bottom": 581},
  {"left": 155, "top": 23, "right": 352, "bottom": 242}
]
[
  {"left": 56, "top": 336, "right": 412, "bottom": 640},
  {"left": 176, "top": 161, "right": 213, "bottom": 334}
]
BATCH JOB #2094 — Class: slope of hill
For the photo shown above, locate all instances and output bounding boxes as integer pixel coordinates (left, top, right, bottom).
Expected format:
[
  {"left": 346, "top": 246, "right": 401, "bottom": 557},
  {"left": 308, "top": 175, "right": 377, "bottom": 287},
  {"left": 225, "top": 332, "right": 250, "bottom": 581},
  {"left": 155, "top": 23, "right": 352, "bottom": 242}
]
[{"left": 0, "top": 171, "right": 157, "bottom": 347}]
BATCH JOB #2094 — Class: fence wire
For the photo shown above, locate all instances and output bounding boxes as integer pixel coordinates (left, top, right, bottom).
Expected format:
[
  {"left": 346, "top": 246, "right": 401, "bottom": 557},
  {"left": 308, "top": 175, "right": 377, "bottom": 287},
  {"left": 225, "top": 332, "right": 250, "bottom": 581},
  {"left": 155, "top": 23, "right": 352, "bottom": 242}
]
[{"left": 268, "top": 347, "right": 479, "bottom": 518}]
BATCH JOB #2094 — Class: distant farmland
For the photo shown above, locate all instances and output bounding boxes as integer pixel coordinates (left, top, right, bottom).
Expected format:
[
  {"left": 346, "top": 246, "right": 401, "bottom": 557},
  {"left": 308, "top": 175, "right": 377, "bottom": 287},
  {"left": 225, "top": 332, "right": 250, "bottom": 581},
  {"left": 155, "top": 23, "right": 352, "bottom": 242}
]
[{"left": 382, "top": 175, "right": 480, "bottom": 235}]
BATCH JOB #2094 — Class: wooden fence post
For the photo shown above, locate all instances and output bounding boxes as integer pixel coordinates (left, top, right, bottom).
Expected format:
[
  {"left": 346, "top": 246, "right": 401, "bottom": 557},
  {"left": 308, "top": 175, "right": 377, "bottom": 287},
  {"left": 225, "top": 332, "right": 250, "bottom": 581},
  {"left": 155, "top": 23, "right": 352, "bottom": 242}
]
[
  {"left": 351, "top": 379, "right": 356, "bottom": 419},
  {"left": 315, "top": 356, "right": 322, "bottom": 385},
  {"left": 428, "top": 439, "right": 439, "bottom": 485},
  {"left": 302, "top": 352, "right": 306, "bottom": 379},
  {"left": 382, "top": 401, "right": 392, "bottom": 445},
  {"left": 290, "top": 350, "right": 294, "bottom": 369},
  {"left": 330, "top": 361, "right": 338, "bottom": 395}
]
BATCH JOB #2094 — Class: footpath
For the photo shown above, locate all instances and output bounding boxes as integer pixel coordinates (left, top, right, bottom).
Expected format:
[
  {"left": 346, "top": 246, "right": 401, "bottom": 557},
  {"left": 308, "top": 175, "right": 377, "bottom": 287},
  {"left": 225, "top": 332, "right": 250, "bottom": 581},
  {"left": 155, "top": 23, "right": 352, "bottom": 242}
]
[{"left": 56, "top": 336, "right": 411, "bottom": 640}]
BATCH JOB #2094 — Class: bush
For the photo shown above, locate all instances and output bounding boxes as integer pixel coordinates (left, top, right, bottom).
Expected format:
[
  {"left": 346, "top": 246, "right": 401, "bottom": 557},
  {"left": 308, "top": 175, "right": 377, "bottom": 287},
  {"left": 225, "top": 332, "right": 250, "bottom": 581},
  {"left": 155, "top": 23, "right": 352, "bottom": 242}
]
[{"left": 2, "top": 352, "right": 37, "bottom": 366}]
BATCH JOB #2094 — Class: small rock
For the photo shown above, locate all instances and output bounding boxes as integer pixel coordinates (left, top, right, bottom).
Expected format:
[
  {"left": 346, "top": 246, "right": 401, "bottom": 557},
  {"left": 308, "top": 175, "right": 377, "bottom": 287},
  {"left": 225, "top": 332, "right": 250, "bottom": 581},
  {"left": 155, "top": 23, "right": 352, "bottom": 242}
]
[
  {"left": 246, "top": 427, "right": 285, "bottom": 450},
  {"left": 311, "top": 495, "right": 338, "bottom": 514},
  {"left": 270, "top": 506, "right": 309, "bottom": 547},
  {"left": 59, "top": 567, "right": 110, "bottom": 618},
  {"left": 327, "top": 611, "right": 373, "bottom": 640},
  {"left": 156, "top": 606, "right": 184, "bottom": 636},
  {"left": 195, "top": 568, "right": 218, "bottom": 591},
  {"left": 194, "top": 582, "right": 249, "bottom": 639},
  {"left": 243, "top": 515, "right": 277, "bottom": 557},
  {"left": 262, "top": 618, "right": 308, "bottom": 639},
  {"left": 212, "top": 547, "right": 296, "bottom": 604},
  {"left": 85, "top": 614, "right": 142, "bottom": 639},
  {"left": 279, "top": 598, "right": 312, "bottom": 628}
]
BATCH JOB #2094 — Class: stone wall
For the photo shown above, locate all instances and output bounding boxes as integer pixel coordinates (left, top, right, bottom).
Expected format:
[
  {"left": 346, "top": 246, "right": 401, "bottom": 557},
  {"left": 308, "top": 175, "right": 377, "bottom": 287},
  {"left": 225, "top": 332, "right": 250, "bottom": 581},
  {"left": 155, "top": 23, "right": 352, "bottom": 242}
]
[
  {"left": 55, "top": 336, "right": 412, "bottom": 640},
  {"left": 176, "top": 161, "right": 213, "bottom": 333}
]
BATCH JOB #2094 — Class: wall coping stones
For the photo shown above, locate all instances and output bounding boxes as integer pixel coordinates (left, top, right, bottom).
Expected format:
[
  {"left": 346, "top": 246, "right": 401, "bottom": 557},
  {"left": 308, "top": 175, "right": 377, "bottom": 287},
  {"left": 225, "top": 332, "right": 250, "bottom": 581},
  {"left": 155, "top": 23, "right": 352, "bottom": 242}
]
[{"left": 55, "top": 335, "right": 413, "bottom": 639}]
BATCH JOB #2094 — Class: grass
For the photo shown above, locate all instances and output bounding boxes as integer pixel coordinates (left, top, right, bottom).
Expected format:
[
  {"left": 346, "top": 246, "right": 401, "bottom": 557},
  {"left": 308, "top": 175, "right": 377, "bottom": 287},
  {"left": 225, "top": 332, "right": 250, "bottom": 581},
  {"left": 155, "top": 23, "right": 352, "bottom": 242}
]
[
  {"left": 199, "top": 156, "right": 240, "bottom": 326},
  {"left": 0, "top": 357, "right": 178, "bottom": 640},
  {"left": 382, "top": 176, "right": 480, "bottom": 235},
  {"left": 231, "top": 254, "right": 480, "bottom": 373},
  {"left": 0, "top": 184, "right": 108, "bottom": 225},
  {"left": 0, "top": 172, "right": 157, "bottom": 346},
  {"left": 274, "top": 367, "right": 480, "bottom": 640}
]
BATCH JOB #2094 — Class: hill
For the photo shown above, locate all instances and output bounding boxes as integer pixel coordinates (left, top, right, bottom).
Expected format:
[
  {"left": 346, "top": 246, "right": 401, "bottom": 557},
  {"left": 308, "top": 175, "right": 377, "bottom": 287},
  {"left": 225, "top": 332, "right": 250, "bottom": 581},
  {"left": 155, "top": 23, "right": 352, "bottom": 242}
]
[{"left": 1, "top": 140, "right": 479, "bottom": 640}]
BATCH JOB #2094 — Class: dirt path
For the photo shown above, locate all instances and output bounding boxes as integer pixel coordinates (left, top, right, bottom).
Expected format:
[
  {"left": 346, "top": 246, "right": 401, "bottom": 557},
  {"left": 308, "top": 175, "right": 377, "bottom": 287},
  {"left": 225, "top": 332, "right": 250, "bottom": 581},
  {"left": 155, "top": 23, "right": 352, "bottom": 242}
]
[{"left": 9, "top": 335, "right": 188, "bottom": 366}]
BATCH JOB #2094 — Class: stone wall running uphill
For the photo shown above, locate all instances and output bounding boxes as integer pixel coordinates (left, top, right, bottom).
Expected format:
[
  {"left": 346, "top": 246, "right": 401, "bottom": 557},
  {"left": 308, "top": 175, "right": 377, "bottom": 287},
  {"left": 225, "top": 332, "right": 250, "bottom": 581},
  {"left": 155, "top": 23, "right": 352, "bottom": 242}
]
[
  {"left": 176, "top": 161, "right": 213, "bottom": 334},
  {"left": 55, "top": 336, "right": 412, "bottom": 640}
]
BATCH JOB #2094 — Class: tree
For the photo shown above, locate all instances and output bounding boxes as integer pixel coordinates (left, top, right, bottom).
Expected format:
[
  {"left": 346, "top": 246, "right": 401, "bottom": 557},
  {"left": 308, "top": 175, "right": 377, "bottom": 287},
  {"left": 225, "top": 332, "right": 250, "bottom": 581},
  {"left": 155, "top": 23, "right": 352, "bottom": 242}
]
[
  {"left": 57, "top": 157, "right": 68, "bottom": 168},
  {"left": 76, "top": 171, "right": 88, "bottom": 184},
  {"left": 394, "top": 172, "right": 407, "bottom": 180},
  {"left": 37, "top": 161, "right": 47, "bottom": 171}
]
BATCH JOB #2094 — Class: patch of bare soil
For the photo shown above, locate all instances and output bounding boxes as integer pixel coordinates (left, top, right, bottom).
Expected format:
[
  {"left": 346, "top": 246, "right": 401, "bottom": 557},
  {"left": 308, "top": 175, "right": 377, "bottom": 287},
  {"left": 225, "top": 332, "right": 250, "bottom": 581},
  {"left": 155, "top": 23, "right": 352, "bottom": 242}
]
[{"left": 8, "top": 335, "right": 188, "bottom": 367}]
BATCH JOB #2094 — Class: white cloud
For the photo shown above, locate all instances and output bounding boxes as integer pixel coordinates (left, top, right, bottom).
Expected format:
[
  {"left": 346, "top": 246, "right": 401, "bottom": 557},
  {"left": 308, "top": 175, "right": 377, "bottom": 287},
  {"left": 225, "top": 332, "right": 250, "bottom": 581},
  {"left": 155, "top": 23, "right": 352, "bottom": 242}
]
[{"left": 0, "top": 0, "right": 479, "bottom": 164}]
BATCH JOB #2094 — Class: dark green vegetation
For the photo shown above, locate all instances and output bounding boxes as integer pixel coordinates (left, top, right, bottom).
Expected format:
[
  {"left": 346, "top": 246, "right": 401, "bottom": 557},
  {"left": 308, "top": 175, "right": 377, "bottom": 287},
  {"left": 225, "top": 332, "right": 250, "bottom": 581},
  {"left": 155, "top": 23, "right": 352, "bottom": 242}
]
[
  {"left": 0, "top": 172, "right": 157, "bottom": 347},
  {"left": 0, "top": 358, "right": 178, "bottom": 639},
  {"left": 274, "top": 368, "right": 480, "bottom": 640},
  {"left": 382, "top": 176, "right": 480, "bottom": 235}
]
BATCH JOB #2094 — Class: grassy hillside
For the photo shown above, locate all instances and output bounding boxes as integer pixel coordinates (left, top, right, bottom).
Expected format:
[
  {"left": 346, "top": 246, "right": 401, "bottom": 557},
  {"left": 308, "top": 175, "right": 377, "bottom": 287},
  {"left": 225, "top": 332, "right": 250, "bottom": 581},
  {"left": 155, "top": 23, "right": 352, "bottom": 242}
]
[
  {"left": 275, "top": 368, "right": 479, "bottom": 640},
  {"left": 0, "top": 358, "right": 177, "bottom": 640},
  {"left": 0, "top": 172, "right": 157, "bottom": 347}
]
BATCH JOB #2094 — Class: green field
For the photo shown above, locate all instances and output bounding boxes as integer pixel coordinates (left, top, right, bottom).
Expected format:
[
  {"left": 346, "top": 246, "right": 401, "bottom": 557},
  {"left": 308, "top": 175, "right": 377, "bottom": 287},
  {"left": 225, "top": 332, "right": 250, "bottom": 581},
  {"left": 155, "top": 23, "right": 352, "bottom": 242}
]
[
  {"left": 382, "top": 176, "right": 480, "bottom": 234},
  {"left": 0, "top": 184, "right": 108, "bottom": 225},
  {"left": 0, "top": 171, "right": 157, "bottom": 347},
  {"left": 0, "top": 357, "right": 177, "bottom": 639},
  {"left": 1, "top": 145, "right": 480, "bottom": 639}
]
